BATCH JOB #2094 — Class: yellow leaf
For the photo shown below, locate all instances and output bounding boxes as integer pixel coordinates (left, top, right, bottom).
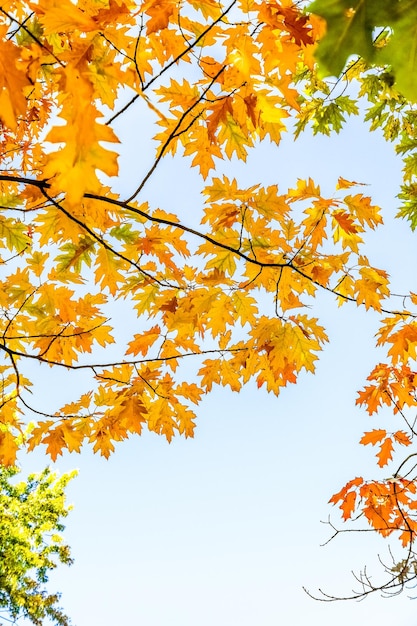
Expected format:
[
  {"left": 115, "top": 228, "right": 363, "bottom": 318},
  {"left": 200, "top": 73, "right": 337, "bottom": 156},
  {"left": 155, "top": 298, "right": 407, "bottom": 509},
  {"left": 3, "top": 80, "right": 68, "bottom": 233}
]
[
  {"left": 44, "top": 65, "right": 119, "bottom": 204},
  {"left": 218, "top": 113, "right": 251, "bottom": 160}
]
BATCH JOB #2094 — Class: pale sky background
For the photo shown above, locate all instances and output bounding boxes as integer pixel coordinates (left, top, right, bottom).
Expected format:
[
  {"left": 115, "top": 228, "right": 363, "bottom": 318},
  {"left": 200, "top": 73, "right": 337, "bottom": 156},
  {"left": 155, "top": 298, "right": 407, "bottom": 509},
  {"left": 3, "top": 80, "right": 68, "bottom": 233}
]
[{"left": 15, "top": 90, "right": 417, "bottom": 626}]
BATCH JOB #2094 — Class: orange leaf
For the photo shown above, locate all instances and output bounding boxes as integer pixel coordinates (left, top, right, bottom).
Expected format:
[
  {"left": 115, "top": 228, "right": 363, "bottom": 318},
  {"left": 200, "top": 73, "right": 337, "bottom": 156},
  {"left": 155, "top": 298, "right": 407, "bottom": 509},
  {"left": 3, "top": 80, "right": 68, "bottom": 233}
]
[
  {"left": 340, "top": 490, "right": 357, "bottom": 520},
  {"left": 244, "top": 93, "right": 258, "bottom": 128},
  {"left": 377, "top": 437, "right": 394, "bottom": 468},
  {"left": 143, "top": 0, "right": 176, "bottom": 33},
  {"left": 359, "top": 429, "right": 387, "bottom": 446},
  {"left": 0, "top": 25, "right": 31, "bottom": 129},
  {"left": 42, "top": 427, "right": 66, "bottom": 462},
  {"left": 207, "top": 97, "right": 233, "bottom": 143},
  {"left": 126, "top": 325, "right": 161, "bottom": 356},
  {"left": 332, "top": 210, "right": 359, "bottom": 234},
  {"left": 329, "top": 476, "right": 363, "bottom": 505},
  {"left": 393, "top": 430, "right": 412, "bottom": 446},
  {"left": 0, "top": 430, "right": 19, "bottom": 466}
]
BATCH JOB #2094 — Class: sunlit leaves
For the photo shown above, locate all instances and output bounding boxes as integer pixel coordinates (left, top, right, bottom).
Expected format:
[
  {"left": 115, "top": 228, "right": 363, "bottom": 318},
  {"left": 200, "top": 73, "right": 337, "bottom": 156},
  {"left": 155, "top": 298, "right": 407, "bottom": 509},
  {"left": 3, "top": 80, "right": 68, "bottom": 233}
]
[
  {"left": 1, "top": 0, "right": 417, "bottom": 578},
  {"left": 0, "top": 163, "right": 387, "bottom": 464},
  {"left": 0, "top": 216, "right": 31, "bottom": 253}
]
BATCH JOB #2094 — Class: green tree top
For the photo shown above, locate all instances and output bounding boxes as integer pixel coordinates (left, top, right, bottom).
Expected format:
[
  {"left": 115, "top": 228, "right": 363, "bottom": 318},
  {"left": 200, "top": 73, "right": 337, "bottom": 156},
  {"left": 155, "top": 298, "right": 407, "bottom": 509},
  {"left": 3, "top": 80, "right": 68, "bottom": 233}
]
[{"left": 0, "top": 466, "right": 76, "bottom": 626}]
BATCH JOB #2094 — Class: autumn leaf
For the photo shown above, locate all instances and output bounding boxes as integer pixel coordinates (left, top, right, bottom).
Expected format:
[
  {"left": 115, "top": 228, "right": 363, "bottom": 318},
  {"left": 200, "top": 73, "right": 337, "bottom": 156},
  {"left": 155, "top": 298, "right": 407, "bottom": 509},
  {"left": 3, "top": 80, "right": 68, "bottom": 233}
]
[
  {"left": 0, "top": 25, "right": 31, "bottom": 129},
  {"left": 143, "top": 0, "right": 176, "bottom": 33},
  {"left": 376, "top": 437, "right": 394, "bottom": 468},
  {"left": 359, "top": 428, "right": 412, "bottom": 468},
  {"left": 393, "top": 430, "right": 412, "bottom": 446},
  {"left": 360, "top": 429, "right": 387, "bottom": 446},
  {"left": 340, "top": 490, "right": 357, "bottom": 521},
  {"left": 336, "top": 177, "right": 363, "bottom": 189},
  {"left": 329, "top": 476, "right": 363, "bottom": 521},
  {"left": 126, "top": 326, "right": 161, "bottom": 356},
  {"left": 329, "top": 476, "right": 363, "bottom": 505},
  {"left": 41, "top": 427, "right": 66, "bottom": 462},
  {"left": 35, "top": 0, "right": 98, "bottom": 34},
  {"left": 332, "top": 210, "right": 359, "bottom": 235},
  {"left": 43, "top": 65, "right": 119, "bottom": 205},
  {"left": 0, "top": 430, "right": 19, "bottom": 466},
  {"left": 90, "top": 425, "right": 116, "bottom": 459},
  {"left": 218, "top": 113, "right": 251, "bottom": 160},
  {"left": 118, "top": 396, "right": 147, "bottom": 435},
  {"left": 61, "top": 422, "right": 86, "bottom": 453},
  {"left": 207, "top": 97, "right": 233, "bottom": 143},
  {"left": 354, "top": 265, "right": 390, "bottom": 311}
]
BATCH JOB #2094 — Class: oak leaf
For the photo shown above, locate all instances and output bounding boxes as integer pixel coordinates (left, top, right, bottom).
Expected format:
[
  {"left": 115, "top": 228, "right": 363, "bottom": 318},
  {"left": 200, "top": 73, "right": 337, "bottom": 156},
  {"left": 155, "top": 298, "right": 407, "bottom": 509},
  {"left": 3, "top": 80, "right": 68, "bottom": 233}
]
[
  {"left": 393, "top": 430, "right": 412, "bottom": 446},
  {"left": 0, "top": 26, "right": 30, "bottom": 129},
  {"left": 376, "top": 437, "right": 394, "bottom": 468},
  {"left": 143, "top": 0, "right": 176, "bottom": 33},
  {"left": 126, "top": 326, "right": 161, "bottom": 357}
]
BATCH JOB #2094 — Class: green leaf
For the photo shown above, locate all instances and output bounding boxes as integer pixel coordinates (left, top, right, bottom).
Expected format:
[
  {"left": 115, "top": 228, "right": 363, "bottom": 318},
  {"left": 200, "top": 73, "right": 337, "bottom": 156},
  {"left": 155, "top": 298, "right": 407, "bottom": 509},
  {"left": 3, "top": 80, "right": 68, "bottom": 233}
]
[
  {"left": 55, "top": 236, "right": 95, "bottom": 273},
  {"left": 397, "top": 183, "right": 417, "bottom": 229},
  {"left": 0, "top": 465, "right": 76, "bottom": 625},
  {"left": 308, "top": 0, "right": 382, "bottom": 76},
  {"left": 378, "top": 2, "right": 417, "bottom": 102},
  {"left": 110, "top": 223, "right": 137, "bottom": 243},
  {"left": 309, "top": 0, "right": 417, "bottom": 101},
  {"left": 0, "top": 217, "right": 31, "bottom": 253}
]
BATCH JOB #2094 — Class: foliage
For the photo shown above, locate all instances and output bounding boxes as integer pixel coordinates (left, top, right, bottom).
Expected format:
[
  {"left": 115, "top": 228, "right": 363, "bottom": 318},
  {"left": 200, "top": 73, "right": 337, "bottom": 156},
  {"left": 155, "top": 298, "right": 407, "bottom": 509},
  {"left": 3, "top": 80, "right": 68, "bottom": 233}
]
[
  {"left": 306, "top": 0, "right": 417, "bottom": 230},
  {"left": 309, "top": 0, "right": 417, "bottom": 103},
  {"left": 0, "top": 465, "right": 76, "bottom": 626},
  {"left": 0, "top": 0, "right": 417, "bottom": 601}
]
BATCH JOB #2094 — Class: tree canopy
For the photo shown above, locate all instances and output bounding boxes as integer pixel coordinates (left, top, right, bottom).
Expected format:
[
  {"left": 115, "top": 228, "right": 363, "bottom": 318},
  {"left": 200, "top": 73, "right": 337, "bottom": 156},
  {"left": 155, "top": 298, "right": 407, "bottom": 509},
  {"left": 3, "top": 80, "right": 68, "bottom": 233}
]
[
  {"left": 1, "top": 0, "right": 417, "bottom": 601},
  {"left": 0, "top": 465, "right": 75, "bottom": 626}
]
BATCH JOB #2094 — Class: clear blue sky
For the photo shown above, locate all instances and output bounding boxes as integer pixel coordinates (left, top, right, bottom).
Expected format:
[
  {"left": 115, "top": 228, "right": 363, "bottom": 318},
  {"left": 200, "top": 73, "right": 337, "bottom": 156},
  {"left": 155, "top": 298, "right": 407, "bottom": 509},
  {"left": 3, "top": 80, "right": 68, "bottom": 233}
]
[{"left": 18, "top": 100, "right": 417, "bottom": 625}]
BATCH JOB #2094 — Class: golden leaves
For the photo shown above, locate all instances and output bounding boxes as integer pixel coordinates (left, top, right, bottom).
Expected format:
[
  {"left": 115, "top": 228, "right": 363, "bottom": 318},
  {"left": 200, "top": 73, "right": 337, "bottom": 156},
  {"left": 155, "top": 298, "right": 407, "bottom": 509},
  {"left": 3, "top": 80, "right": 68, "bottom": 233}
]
[
  {"left": 35, "top": 0, "right": 134, "bottom": 35},
  {"left": 354, "top": 263, "right": 390, "bottom": 311},
  {"left": 0, "top": 0, "right": 414, "bottom": 556},
  {"left": 44, "top": 65, "right": 120, "bottom": 205},
  {"left": 0, "top": 0, "right": 416, "bottom": 592},
  {"left": 0, "top": 25, "right": 31, "bottom": 130}
]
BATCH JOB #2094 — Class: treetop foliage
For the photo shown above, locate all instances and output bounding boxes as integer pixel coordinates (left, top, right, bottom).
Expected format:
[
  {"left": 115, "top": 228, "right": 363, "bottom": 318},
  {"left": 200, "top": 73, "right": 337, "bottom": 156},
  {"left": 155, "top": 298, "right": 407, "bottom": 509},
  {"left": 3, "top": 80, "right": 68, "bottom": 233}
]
[
  {"left": 1, "top": 0, "right": 417, "bottom": 599},
  {"left": 0, "top": 465, "right": 76, "bottom": 626},
  {"left": 307, "top": 0, "right": 417, "bottom": 229},
  {"left": 310, "top": 0, "right": 417, "bottom": 103}
]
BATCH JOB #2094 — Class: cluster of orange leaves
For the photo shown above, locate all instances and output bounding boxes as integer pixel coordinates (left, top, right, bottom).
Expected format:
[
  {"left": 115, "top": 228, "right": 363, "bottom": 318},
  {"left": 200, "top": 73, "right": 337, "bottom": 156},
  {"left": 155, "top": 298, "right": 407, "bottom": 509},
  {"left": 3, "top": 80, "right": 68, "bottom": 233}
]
[
  {"left": 329, "top": 475, "right": 417, "bottom": 547},
  {"left": 0, "top": 0, "right": 416, "bottom": 550},
  {"left": 329, "top": 306, "right": 417, "bottom": 546}
]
